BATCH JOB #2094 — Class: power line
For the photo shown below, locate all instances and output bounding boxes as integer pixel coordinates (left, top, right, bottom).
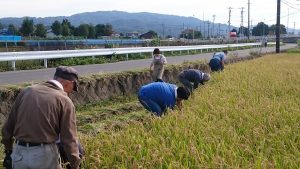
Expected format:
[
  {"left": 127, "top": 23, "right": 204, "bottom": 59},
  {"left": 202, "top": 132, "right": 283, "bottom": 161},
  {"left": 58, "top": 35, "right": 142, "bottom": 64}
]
[{"left": 282, "top": 0, "right": 300, "bottom": 10}]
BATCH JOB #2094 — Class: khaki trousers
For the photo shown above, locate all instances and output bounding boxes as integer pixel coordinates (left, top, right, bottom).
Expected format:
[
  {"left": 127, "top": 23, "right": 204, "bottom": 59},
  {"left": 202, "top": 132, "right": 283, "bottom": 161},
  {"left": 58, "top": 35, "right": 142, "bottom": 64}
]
[{"left": 11, "top": 143, "right": 62, "bottom": 169}]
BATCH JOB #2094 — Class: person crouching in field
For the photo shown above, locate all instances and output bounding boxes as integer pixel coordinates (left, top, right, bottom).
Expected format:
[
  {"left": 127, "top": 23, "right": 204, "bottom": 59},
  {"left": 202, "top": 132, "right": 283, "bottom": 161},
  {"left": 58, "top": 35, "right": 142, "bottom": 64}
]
[
  {"left": 178, "top": 69, "right": 210, "bottom": 93},
  {"left": 138, "top": 82, "right": 190, "bottom": 116},
  {"left": 209, "top": 50, "right": 227, "bottom": 72},
  {"left": 150, "top": 48, "right": 167, "bottom": 82}
]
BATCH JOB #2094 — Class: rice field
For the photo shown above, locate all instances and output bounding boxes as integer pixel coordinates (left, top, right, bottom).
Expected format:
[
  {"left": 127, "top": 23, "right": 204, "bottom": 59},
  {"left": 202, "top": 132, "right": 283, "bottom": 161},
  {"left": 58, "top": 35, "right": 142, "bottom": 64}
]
[
  {"left": 79, "top": 52, "right": 300, "bottom": 168},
  {"left": 0, "top": 51, "right": 299, "bottom": 168}
]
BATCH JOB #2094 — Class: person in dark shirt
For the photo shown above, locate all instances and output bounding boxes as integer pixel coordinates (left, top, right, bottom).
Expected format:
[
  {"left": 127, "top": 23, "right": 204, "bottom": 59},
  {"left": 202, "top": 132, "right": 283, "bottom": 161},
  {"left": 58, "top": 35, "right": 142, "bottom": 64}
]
[
  {"left": 178, "top": 69, "right": 210, "bottom": 93},
  {"left": 209, "top": 50, "right": 227, "bottom": 72},
  {"left": 138, "top": 82, "right": 190, "bottom": 116}
]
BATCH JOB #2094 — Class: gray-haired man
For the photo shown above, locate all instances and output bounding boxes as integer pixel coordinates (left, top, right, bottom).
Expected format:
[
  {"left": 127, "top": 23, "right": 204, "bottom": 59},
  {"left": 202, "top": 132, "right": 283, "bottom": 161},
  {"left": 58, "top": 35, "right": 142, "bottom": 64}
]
[{"left": 2, "top": 66, "right": 81, "bottom": 169}]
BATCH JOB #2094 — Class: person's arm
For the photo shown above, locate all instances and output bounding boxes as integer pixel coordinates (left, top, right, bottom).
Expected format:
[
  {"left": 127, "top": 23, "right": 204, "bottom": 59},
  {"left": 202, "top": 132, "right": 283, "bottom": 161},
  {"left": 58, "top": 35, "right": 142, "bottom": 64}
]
[
  {"left": 60, "top": 99, "right": 81, "bottom": 169},
  {"left": 220, "top": 60, "right": 225, "bottom": 70},
  {"left": 1, "top": 90, "right": 24, "bottom": 151},
  {"left": 161, "top": 55, "right": 167, "bottom": 64},
  {"left": 150, "top": 57, "right": 154, "bottom": 70},
  {"left": 150, "top": 63, "right": 153, "bottom": 70},
  {"left": 176, "top": 99, "right": 183, "bottom": 111}
]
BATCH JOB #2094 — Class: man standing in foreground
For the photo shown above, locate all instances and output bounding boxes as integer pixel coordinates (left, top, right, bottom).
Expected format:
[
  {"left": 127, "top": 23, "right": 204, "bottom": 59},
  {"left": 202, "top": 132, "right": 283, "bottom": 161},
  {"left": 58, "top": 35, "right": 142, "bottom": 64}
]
[
  {"left": 2, "top": 66, "right": 81, "bottom": 169},
  {"left": 178, "top": 69, "right": 210, "bottom": 93},
  {"left": 138, "top": 82, "right": 190, "bottom": 116},
  {"left": 209, "top": 50, "right": 228, "bottom": 72}
]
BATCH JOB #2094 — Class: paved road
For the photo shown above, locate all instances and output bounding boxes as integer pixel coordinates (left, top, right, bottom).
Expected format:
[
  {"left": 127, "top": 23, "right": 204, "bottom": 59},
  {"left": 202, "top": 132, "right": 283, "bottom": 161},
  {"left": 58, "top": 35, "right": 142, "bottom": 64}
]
[{"left": 0, "top": 44, "right": 297, "bottom": 86}]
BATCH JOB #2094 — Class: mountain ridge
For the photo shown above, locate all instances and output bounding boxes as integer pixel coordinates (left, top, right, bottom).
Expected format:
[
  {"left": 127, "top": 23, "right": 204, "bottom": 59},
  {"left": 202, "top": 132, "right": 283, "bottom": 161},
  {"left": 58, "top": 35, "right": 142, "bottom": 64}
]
[{"left": 0, "top": 11, "right": 231, "bottom": 37}]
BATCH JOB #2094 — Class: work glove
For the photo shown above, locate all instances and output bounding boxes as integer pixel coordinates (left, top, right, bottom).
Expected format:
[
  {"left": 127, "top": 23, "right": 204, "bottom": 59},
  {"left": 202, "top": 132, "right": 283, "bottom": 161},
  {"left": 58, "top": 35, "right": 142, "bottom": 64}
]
[{"left": 3, "top": 150, "right": 12, "bottom": 169}]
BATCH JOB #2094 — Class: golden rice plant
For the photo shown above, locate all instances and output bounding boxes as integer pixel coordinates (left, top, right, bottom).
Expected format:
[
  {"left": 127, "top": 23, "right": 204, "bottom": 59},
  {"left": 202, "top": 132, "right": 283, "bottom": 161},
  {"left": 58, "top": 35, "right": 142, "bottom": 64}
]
[{"left": 80, "top": 53, "right": 300, "bottom": 168}]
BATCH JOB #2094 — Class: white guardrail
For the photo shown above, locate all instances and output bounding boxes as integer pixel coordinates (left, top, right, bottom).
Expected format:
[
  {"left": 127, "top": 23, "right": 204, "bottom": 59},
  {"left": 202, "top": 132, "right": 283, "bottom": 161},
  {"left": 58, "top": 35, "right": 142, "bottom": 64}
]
[{"left": 0, "top": 43, "right": 264, "bottom": 70}]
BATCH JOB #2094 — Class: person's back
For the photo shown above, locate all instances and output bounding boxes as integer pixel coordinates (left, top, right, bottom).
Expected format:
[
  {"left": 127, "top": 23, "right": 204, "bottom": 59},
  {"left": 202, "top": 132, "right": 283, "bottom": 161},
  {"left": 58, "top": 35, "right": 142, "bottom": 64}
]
[
  {"left": 180, "top": 69, "right": 202, "bottom": 82},
  {"left": 2, "top": 66, "right": 81, "bottom": 169},
  {"left": 139, "top": 82, "right": 176, "bottom": 109},
  {"left": 138, "top": 82, "right": 190, "bottom": 116},
  {"left": 209, "top": 50, "right": 227, "bottom": 72},
  {"left": 11, "top": 82, "right": 72, "bottom": 143},
  {"left": 178, "top": 69, "right": 210, "bottom": 92},
  {"left": 212, "top": 52, "right": 226, "bottom": 61}
]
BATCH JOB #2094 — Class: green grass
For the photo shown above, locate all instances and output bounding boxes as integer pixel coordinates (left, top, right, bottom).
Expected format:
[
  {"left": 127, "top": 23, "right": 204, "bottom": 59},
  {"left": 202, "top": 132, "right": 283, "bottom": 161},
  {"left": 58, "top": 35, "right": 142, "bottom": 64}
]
[{"left": 78, "top": 53, "right": 300, "bottom": 168}]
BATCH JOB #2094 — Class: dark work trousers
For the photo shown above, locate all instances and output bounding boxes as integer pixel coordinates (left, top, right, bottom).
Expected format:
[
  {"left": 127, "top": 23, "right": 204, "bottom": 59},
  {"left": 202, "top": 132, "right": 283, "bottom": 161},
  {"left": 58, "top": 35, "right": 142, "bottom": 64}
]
[
  {"left": 138, "top": 94, "right": 164, "bottom": 116},
  {"left": 209, "top": 58, "right": 223, "bottom": 72},
  {"left": 178, "top": 74, "right": 193, "bottom": 93}
]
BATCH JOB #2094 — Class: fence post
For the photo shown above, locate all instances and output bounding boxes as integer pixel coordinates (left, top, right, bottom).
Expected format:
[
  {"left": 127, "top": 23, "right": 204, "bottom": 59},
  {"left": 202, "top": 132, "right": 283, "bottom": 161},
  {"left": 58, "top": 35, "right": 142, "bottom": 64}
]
[
  {"left": 126, "top": 53, "right": 128, "bottom": 60},
  {"left": 187, "top": 50, "right": 189, "bottom": 55},
  {"left": 44, "top": 59, "right": 48, "bottom": 68},
  {"left": 64, "top": 41, "right": 67, "bottom": 50},
  {"left": 12, "top": 61, "right": 16, "bottom": 71},
  {"left": 5, "top": 41, "right": 8, "bottom": 52},
  {"left": 38, "top": 41, "right": 41, "bottom": 51}
]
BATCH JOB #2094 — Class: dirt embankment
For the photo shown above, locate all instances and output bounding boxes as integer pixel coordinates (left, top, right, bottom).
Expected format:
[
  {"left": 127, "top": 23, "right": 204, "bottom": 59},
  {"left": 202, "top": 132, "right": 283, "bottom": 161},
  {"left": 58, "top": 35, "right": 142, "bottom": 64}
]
[{"left": 0, "top": 54, "right": 260, "bottom": 125}]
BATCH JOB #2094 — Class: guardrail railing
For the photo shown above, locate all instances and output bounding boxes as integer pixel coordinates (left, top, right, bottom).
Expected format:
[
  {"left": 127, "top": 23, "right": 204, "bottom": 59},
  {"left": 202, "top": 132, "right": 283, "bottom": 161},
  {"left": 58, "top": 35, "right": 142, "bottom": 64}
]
[{"left": 0, "top": 42, "right": 264, "bottom": 70}]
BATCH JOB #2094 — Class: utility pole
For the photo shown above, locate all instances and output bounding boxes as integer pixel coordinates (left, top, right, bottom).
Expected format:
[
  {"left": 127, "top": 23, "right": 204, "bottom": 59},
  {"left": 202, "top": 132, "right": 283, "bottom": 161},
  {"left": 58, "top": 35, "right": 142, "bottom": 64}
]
[
  {"left": 247, "top": 0, "right": 250, "bottom": 39},
  {"left": 162, "top": 24, "right": 165, "bottom": 39},
  {"left": 203, "top": 12, "right": 206, "bottom": 38},
  {"left": 182, "top": 23, "right": 185, "bottom": 38},
  {"left": 228, "top": 7, "right": 233, "bottom": 38},
  {"left": 276, "top": 0, "right": 281, "bottom": 53},
  {"left": 293, "top": 22, "right": 296, "bottom": 35},
  {"left": 218, "top": 23, "right": 221, "bottom": 37},
  {"left": 212, "top": 15, "right": 216, "bottom": 38},
  {"left": 287, "top": 8, "right": 289, "bottom": 34},
  {"left": 240, "top": 7, "right": 244, "bottom": 38},
  {"left": 207, "top": 21, "right": 210, "bottom": 38},
  {"left": 251, "top": 19, "right": 253, "bottom": 38}
]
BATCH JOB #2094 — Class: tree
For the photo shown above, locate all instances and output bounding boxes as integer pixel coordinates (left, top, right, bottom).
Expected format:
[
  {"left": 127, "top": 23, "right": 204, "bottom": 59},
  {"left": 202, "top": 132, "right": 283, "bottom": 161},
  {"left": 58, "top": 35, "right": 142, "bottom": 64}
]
[
  {"left": 180, "top": 29, "right": 202, "bottom": 39},
  {"left": 269, "top": 24, "right": 286, "bottom": 35},
  {"left": 88, "top": 25, "right": 96, "bottom": 39},
  {"left": 75, "top": 24, "right": 89, "bottom": 38},
  {"left": 238, "top": 26, "right": 249, "bottom": 37},
  {"left": 0, "top": 22, "right": 3, "bottom": 29},
  {"left": 19, "top": 17, "right": 34, "bottom": 36},
  {"left": 252, "top": 22, "right": 269, "bottom": 36},
  {"left": 61, "top": 24, "right": 70, "bottom": 36},
  {"left": 62, "top": 19, "right": 74, "bottom": 35},
  {"left": 7, "top": 24, "right": 18, "bottom": 35},
  {"left": 102, "top": 24, "right": 113, "bottom": 36},
  {"left": 51, "top": 20, "right": 62, "bottom": 36},
  {"left": 35, "top": 24, "right": 47, "bottom": 37},
  {"left": 95, "top": 24, "right": 113, "bottom": 37}
]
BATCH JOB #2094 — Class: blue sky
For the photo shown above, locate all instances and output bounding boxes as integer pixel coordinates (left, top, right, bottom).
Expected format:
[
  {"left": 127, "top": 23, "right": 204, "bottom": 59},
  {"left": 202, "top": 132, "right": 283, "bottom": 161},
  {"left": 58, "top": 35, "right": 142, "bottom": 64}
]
[{"left": 1, "top": 0, "right": 300, "bottom": 30}]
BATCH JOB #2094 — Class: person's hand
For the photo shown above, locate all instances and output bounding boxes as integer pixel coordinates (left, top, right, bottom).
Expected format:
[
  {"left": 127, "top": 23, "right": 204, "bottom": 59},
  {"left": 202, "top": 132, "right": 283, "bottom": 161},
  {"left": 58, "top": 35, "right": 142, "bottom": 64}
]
[
  {"left": 176, "top": 100, "right": 183, "bottom": 111},
  {"left": 3, "top": 150, "right": 12, "bottom": 169}
]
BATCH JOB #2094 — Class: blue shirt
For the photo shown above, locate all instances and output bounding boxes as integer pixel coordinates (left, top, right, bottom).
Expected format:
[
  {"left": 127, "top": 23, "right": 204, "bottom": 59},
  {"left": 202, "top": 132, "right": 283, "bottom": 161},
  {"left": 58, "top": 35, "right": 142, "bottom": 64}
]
[
  {"left": 138, "top": 82, "right": 177, "bottom": 110},
  {"left": 212, "top": 52, "right": 226, "bottom": 61}
]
